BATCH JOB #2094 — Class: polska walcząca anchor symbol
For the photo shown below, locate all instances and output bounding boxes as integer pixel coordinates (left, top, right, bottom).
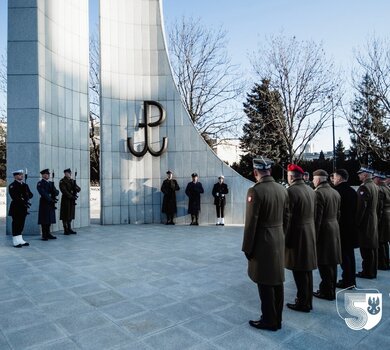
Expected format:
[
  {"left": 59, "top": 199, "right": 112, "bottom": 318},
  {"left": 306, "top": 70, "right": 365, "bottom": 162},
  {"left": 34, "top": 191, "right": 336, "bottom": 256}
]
[{"left": 127, "top": 101, "right": 168, "bottom": 157}]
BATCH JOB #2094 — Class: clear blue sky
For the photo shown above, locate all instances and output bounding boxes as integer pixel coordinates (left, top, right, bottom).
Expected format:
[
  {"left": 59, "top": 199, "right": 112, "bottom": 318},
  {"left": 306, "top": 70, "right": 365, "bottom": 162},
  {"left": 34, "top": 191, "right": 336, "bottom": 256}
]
[{"left": 2, "top": 0, "right": 390, "bottom": 151}]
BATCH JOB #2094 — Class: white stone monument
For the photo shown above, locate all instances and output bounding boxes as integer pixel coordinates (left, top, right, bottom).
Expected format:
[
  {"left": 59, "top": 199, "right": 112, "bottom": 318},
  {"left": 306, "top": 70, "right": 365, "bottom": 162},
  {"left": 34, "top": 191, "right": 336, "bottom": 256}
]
[{"left": 7, "top": 0, "right": 252, "bottom": 234}]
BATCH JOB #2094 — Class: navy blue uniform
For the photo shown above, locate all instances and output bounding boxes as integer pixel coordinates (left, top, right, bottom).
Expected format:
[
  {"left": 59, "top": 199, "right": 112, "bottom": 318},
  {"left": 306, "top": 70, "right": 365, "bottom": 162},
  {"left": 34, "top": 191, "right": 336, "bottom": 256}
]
[{"left": 8, "top": 180, "right": 33, "bottom": 236}]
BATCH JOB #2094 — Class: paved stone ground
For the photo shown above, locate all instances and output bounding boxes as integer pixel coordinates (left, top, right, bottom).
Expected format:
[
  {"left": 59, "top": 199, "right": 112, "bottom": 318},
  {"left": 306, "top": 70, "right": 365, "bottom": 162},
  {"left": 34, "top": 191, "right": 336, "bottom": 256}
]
[{"left": 0, "top": 223, "right": 389, "bottom": 350}]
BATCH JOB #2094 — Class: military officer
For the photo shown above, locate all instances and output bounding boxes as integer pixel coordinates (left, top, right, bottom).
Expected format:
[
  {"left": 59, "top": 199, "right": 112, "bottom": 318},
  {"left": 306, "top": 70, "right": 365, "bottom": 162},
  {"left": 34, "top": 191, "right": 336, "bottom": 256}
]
[
  {"left": 356, "top": 166, "right": 378, "bottom": 279},
  {"left": 242, "top": 157, "right": 289, "bottom": 331},
  {"left": 59, "top": 168, "right": 81, "bottom": 235},
  {"left": 312, "top": 169, "right": 342, "bottom": 300},
  {"left": 212, "top": 175, "right": 229, "bottom": 226},
  {"left": 373, "top": 172, "right": 390, "bottom": 270},
  {"left": 185, "top": 173, "right": 204, "bottom": 225},
  {"left": 161, "top": 170, "right": 180, "bottom": 225},
  {"left": 303, "top": 172, "right": 314, "bottom": 188},
  {"left": 285, "top": 164, "right": 317, "bottom": 313},
  {"left": 37, "top": 169, "right": 59, "bottom": 240},
  {"left": 8, "top": 169, "right": 33, "bottom": 248},
  {"left": 333, "top": 169, "right": 358, "bottom": 288}
]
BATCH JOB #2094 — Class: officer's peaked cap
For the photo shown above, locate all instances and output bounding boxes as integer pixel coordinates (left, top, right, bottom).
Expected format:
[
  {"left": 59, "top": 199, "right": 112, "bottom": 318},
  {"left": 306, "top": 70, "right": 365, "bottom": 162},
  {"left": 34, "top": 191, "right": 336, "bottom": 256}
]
[
  {"left": 64, "top": 168, "right": 72, "bottom": 173},
  {"left": 253, "top": 156, "right": 274, "bottom": 170},
  {"left": 12, "top": 169, "right": 24, "bottom": 176},
  {"left": 313, "top": 169, "right": 328, "bottom": 177},
  {"left": 357, "top": 165, "right": 374, "bottom": 174},
  {"left": 40, "top": 168, "right": 50, "bottom": 175}
]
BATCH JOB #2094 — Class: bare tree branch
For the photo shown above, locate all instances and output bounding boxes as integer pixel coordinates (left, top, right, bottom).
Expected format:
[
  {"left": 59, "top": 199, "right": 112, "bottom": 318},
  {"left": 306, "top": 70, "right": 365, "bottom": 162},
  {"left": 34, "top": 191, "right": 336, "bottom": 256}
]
[
  {"left": 168, "top": 17, "right": 244, "bottom": 146},
  {"left": 251, "top": 34, "right": 340, "bottom": 162}
]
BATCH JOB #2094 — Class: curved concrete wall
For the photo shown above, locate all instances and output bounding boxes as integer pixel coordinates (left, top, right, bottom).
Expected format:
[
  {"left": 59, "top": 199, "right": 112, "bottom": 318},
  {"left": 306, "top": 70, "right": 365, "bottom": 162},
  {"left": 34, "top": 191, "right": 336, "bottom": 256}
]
[
  {"left": 7, "top": 0, "right": 90, "bottom": 234},
  {"left": 100, "top": 0, "right": 252, "bottom": 225}
]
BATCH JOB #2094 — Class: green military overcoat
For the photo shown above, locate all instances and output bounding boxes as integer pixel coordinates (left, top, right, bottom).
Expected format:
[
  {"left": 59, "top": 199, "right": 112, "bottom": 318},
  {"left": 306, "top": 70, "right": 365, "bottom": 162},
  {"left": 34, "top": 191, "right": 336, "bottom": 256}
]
[
  {"left": 242, "top": 176, "right": 289, "bottom": 286},
  {"left": 315, "top": 182, "right": 342, "bottom": 265},
  {"left": 356, "top": 178, "right": 379, "bottom": 248},
  {"left": 285, "top": 179, "right": 317, "bottom": 271},
  {"left": 377, "top": 184, "right": 390, "bottom": 243},
  {"left": 59, "top": 176, "right": 81, "bottom": 221}
]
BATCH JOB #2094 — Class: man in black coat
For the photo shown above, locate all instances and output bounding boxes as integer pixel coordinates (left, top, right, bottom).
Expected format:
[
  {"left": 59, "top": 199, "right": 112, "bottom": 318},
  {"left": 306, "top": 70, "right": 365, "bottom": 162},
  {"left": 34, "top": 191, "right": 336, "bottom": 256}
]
[
  {"left": 185, "top": 173, "right": 204, "bottom": 225},
  {"left": 212, "top": 175, "right": 229, "bottom": 226},
  {"left": 333, "top": 169, "right": 358, "bottom": 288},
  {"left": 37, "top": 169, "right": 59, "bottom": 240},
  {"left": 8, "top": 169, "right": 33, "bottom": 248},
  {"left": 161, "top": 170, "right": 180, "bottom": 225}
]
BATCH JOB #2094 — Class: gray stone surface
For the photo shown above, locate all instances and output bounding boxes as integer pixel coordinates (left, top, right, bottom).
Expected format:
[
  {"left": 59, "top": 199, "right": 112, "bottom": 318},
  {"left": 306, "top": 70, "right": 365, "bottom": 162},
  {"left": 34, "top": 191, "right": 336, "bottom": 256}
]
[
  {"left": 0, "top": 223, "right": 389, "bottom": 349},
  {"left": 100, "top": 0, "right": 252, "bottom": 226},
  {"left": 6, "top": 0, "right": 90, "bottom": 235}
]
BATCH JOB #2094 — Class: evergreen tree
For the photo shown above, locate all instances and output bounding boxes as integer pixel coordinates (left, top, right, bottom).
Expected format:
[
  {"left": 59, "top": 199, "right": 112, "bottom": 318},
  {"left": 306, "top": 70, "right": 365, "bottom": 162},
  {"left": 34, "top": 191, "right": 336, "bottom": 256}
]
[
  {"left": 240, "top": 79, "right": 288, "bottom": 161},
  {"left": 348, "top": 74, "right": 389, "bottom": 166},
  {"left": 334, "top": 139, "right": 346, "bottom": 167}
]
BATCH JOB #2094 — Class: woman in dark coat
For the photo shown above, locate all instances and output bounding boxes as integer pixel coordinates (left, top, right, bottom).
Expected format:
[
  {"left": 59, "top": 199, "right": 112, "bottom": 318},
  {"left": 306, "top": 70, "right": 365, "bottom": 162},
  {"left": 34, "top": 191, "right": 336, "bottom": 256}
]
[
  {"left": 161, "top": 170, "right": 180, "bottom": 225},
  {"left": 185, "top": 173, "right": 204, "bottom": 225}
]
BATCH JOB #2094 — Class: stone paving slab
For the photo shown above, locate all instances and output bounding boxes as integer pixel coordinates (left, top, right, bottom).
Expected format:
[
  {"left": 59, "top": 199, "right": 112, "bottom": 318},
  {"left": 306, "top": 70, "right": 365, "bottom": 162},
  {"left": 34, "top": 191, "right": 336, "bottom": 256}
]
[{"left": 0, "top": 224, "right": 389, "bottom": 349}]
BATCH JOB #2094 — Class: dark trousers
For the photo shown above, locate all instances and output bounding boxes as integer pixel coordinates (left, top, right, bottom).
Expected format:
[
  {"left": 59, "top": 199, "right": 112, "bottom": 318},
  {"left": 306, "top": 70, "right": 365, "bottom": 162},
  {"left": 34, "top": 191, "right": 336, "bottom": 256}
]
[
  {"left": 41, "top": 224, "right": 51, "bottom": 238},
  {"left": 190, "top": 214, "right": 199, "bottom": 223},
  {"left": 318, "top": 264, "right": 337, "bottom": 299},
  {"left": 340, "top": 246, "right": 356, "bottom": 286},
  {"left": 166, "top": 213, "right": 175, "bottom": 223},
  {"left": 292, "top": 270, "right": 313, "bottom": 309},
  {"left": 11, "top": 215, "right": 27, "bottom": 236},
  {"left": 360, "top": 247, "right": 378, "bottom": 277},
  {"left": 62, "top": 220, "right": 73, "bottom": 232},
  {"left": 216, "top": 205, "right": 225, "bottom": 218},
  {"left": 378, "top": 242, "right": 389, "bottom": 270},
  {"left": 257, "top": 283, "right": 284, "bottom": 327}
]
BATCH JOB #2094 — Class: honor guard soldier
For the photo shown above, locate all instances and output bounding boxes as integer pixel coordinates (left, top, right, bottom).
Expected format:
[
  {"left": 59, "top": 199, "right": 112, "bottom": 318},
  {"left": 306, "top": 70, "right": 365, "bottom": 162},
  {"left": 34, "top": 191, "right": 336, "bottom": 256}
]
[
  {"left": 8, "top": 169, "right": 33, "bottom": 248},
  {"left": 212, "top": 175, "right": 229, "bottom": 226},
  {"left": 242, "top": 157, "right": 289, "bottom": 331},
  {"left": 185, "top": 173, "right": 204, "bottom": 225},
  {"left": 59, "top": 168, "right": 81, "bottom": 235},
  {"left": 373, "top": 172, "right": 390, "bottom": 270},
  {"left": 356, "top": 166, "right": 378, "bottom": 279},
  {"left": 303, "top": 172, "right": 314, "bottom": 188},
  {"left": 161, "top": 170, "right": 180, "bottom": 225},
  {"left": 333, "top": 169, "right": 358, "bottom": 288},
  {"left": 37, "top": 169, "right": 59, "bottom": 240},
  {"left": 285, "top": 164, "right": 317, "bottom": 313},
  {"left": 312, "top": 169, "right": 342, "bottom": 300}
]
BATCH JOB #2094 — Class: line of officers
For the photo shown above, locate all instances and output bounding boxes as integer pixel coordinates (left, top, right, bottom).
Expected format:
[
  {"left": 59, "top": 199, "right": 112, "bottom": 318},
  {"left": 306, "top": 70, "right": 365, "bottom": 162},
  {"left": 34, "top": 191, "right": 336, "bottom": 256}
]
[
  {"left": 161, "top": 170, "right": 229, "bottom": 226},
  {"left": 242, "top": 157, "right": 390, "bottom": 332},
  {"left": 8, "top": 168, "right": 81, "bottom": 247}
]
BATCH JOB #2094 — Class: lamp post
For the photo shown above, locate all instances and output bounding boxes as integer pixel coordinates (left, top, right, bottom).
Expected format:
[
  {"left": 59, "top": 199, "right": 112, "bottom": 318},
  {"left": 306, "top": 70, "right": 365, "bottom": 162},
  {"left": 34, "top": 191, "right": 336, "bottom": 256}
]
[{"left": 331, "top": 97, "right": 336, "bottom": 173}]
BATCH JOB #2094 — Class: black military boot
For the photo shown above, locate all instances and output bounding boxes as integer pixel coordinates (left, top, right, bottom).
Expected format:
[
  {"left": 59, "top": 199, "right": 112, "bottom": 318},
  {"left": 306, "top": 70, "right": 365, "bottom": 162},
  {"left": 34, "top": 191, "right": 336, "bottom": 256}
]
[
  {"left": 190, "top": 215, "right": 195, "bottom": 225},
  {"left": 63, "top": 221, "right": 70, "bottom": 235},
  {"left": 68, "top": 221, "right": 77, "bottom": 234}
]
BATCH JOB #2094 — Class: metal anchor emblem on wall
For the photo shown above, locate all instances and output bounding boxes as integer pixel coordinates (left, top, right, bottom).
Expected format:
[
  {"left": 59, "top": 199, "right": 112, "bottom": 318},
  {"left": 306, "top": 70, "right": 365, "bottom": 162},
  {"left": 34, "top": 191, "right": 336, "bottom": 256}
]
[{"left": 127, "top": 101, "right": 168, "bottom": 157}]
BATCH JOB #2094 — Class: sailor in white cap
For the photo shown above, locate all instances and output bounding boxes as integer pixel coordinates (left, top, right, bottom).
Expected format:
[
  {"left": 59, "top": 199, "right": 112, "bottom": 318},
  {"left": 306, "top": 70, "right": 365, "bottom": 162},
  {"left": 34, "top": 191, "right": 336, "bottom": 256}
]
[
  {"left": 8, "top": 169, "right": 33, "bottom": 248},
  {"left": 212, "top": 175, "right": 229, "bottom": 225}
]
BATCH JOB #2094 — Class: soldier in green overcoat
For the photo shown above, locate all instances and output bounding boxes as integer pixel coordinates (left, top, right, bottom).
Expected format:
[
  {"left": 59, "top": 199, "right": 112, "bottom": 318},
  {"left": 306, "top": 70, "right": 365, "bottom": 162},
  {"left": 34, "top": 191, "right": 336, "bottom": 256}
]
[
  {"left": 242, "top": 157, "right": 289, "bottom": 331},
  {"left": 59, "top": 168, "right": 81, "bottom": 235},
  {"left": 373, "top": 172, "right": 390, "bottom": 270},
  {"left": 356, "top": 166, "right": 378, "bottom": 279},
  {"left": 285, "top": 164, "right": 317, "bottom": 313},
  {"left": 312, "top": 169, "right": 342, "bottom": 301}
]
